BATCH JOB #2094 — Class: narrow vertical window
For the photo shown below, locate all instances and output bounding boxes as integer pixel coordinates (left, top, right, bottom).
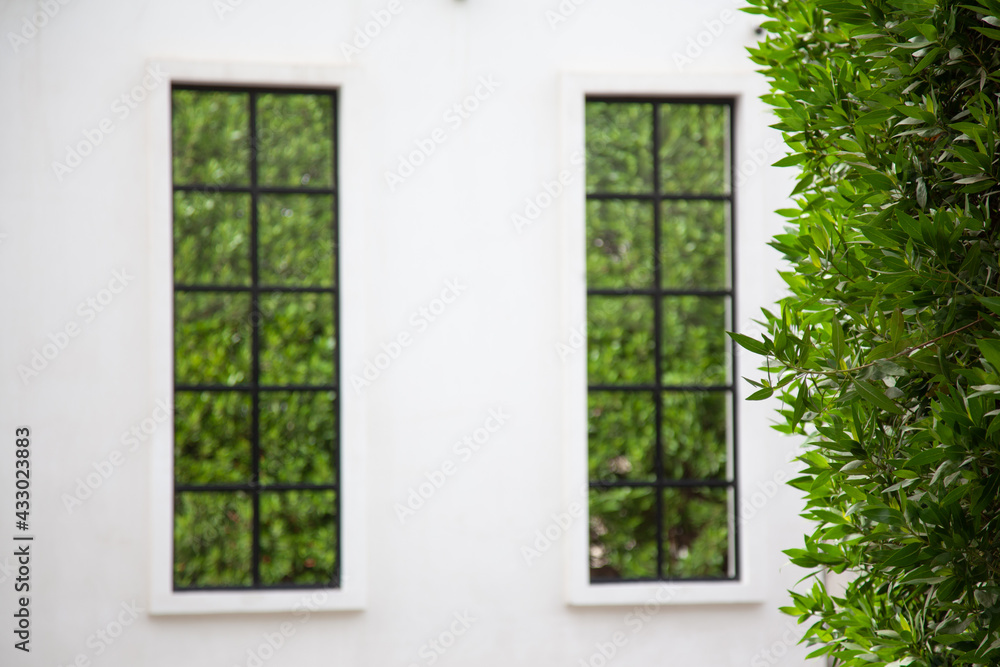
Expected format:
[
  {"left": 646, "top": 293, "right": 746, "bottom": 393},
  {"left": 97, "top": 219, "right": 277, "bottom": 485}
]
[
  {"left": 585, "top": 98, "right": 736, "bottom": 582},
  {"left": 171, "top": 86, "right": 340, "bottom": 590}
]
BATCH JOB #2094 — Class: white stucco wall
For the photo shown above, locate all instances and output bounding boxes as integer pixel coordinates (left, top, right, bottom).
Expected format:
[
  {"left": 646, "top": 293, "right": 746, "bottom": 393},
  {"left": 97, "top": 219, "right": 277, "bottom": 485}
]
[{"left": 0, "top": 0, "right": 815, "bottom": 665}]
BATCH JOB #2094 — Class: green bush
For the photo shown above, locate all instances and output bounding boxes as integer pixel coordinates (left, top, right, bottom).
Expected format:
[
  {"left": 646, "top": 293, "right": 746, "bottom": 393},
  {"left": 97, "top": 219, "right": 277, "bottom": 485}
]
[{"left": 739, "top": 0, "right": 1000, "bottom": 664}]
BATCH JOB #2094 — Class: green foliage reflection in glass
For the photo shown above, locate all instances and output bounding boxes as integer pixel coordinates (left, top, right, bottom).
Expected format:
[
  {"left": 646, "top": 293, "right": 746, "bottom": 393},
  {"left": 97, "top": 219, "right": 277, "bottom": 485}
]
[
  {"left": 172, "top": 90, "right": 250, "bottom": 186},
  {"left": 174, "top": 492, "right": 253, "bottom": 588},
  {"left": 259, "top": 292, "right": 336, "bottom": 385},
  {"left": 174, "top": 391, "right": 252, "bottom": 485},
  {"left": 586, "top": 99, "right": 733, "bottom": 581},
  {"left": 259, "top": 194, "right": 335, "bottom": 285},
  {"left": 589, "top": 487, "right": 730, "bottom": 579},
  {"left": 256, "top": 94, "right": 334, "bottom": 188},
  {"left": 586, "top": 104, "right": 654, "bottom": 193},
  {"left": 658, "top": 104, "right": 729, "bottom": 195},
  {"left": 172, "top": 87, "right": 338, "bottom": 589},
  {"left": 259, "top": 491, "right": 337, "bottom": 585},
  {"left": 259, "top": 392, "right": 336, "bottom": 486},
  {"left": 173, "top": 192, "right": 251, "bottom": 285}
]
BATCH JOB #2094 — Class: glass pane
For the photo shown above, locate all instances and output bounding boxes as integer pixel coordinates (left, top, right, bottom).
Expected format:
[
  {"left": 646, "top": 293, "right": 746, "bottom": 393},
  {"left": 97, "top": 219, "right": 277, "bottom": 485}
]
[
  {"left": 175, "top": 292, "right": 251, "bottom": 386},
  {"left": 587, "top": 296, "right": 655, "bottom": 385},
  {"left": 260, "top": 491, "right": 337, "bottom": 585},
  {"left": 174, "top": 391, "right": 252, "bottom": 484},
  {"left": 259, "top": 391, "right": 337, "bottom": 485},
  {"left": 173, "top": 491, "right": 252, "bottom": 588},
  {"left": 661, "top": 296, "right": 728, "bottom": 385},
  {"left": 659, "top": 103, "right": 730, "bottom": 195},
  {"left": 586, "top": 200, "right": 654, "bottom": 289},
  {"left": 259, "top": 194, "right": 335, "bottom": 286},
  {"left": 172, "top": 90, "right": 250, "bottom": 186},
  {"left": 660, "top": 200, "right": 729, "bottom": 289},
  {"left": 586, "top": 101, "right": 653, "bottom": 193},
  {"left": 588, "top": 391, "right": 656, "bottom": 482},
  {"left": 662, "top": 487, "right": 730, "bottom": 578},
  {"left": 173, "top": 192, "right": 251, "bottom": 286},
  {"left": 590, "top": 487, "right": 656, "bottom": 580},
  {"left": 257, "top": 93, "right": 335, "bottom": 188},
  {"left": 661, "top": 392, "right": 728, "bottom": 480},
  {"left": 259, "top": 293, "right": 335, "bottom": 385}
]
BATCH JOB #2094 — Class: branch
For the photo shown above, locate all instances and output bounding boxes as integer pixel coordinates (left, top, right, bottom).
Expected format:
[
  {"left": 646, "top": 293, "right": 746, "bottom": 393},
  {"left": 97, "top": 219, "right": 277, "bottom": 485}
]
[{"left": 787, "top": 316, "right": 985, "bottom": 378}]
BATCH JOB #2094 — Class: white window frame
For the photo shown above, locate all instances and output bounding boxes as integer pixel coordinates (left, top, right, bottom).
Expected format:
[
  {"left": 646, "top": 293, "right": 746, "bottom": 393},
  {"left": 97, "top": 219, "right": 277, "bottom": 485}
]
[
  {"left": 560, "top": 72, "right": 775, "bottom": 606},
  {"left": 147, "top": 60, "right": 367, "bottom": 614}
]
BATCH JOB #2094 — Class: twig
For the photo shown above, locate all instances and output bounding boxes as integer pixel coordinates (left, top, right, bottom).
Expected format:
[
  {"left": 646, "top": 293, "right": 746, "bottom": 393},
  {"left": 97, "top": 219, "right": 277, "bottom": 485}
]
[{"left": 788, "top": 316, "right": 985, "bottom": 377}]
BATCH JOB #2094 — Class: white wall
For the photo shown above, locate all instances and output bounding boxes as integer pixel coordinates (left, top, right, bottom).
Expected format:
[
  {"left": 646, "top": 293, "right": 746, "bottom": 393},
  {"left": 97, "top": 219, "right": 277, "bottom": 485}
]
[{"left": 0, "top": 0, "right": 814, "bottom": 665}]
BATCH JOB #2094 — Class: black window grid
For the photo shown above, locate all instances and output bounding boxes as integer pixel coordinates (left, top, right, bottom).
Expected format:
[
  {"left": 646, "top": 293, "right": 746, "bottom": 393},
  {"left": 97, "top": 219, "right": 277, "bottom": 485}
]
[
  {"left": 585, "top": 96, "right": 739, "bottom": 584},
  {"left": 171, "top": 84, "right": 341, "bottom": 591}
]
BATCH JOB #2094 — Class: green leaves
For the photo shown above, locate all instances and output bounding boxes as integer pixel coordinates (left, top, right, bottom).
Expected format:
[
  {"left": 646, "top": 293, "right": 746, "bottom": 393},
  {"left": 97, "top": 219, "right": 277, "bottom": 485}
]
[
  {"left": 743, "top": 0, "right": 1000, "bottom": 662},
  {"left": 976, "top": 338, "right": 1000, "bottom": 371},
  {"left": 850, "top": 378, "right": 904, "bottom": 414},
  {"left": 729, "top": 331, "right": 770, "bottom": 356}
]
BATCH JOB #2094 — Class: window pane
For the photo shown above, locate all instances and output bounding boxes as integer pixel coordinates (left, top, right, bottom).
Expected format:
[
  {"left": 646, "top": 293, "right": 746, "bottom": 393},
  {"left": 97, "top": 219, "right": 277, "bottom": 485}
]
[
  {"left": 257, "top": 93, "right": 335, "bottom": 188},
  {"left": 259, "top": 491, "right": 337, "bottom": 585},
  {"left": 174, "top": 391, "right": 252, "bottom": 484},
  {"left": 586, "top": 102, "right": 653, "bottom": 193},
  {"left": 259, "top": 391, "right": 337, "bottom": 485},
  {"left": 584, "top": 98, "right": 737, "bottom": 584},
  {"left": 588, "top": 391, "right": 656, "bottom": 482},
  {"left": 588, "top": 295, "right": 655, "bottom": 385},
  {"left": 174, "top": 491, "right": 253, "bottom": 588},
  {"left": 172, "top": 87, "right": 340, "bottom": 592},
  {"left": 258, "top": 194, "right": 336, "bottom": 286},
  {"left": 173, "top": 192, "right": 251, "bottom": 286},
  {"left": 589, "top": 487, "right": 657, "bottom": 580},
  {"left": 661, "top": 487, "right": 730, "bottom": 578},
  {"left": 661, "top": 296, "right": 728, "bottom": 385},
  {"left": 658, "top": 103, "right": 730, "bottom": 195},
  {"left": 175, "top": 292, "right": 251, "bottom": 386},
  {"left": 259, "top": 293, "right": 336, "bottom": 385},
  {"left": 586, "top": 200, "right": 654, "bottom": 289},
  {"left": 660, "top": 200, "right": 728, "bottom": 289},
  {"left": 172, "top": 90, "right": 250, "bottom": 186},
  {"left": 661, "top": 392, "right": 728, "bottom": 481}
]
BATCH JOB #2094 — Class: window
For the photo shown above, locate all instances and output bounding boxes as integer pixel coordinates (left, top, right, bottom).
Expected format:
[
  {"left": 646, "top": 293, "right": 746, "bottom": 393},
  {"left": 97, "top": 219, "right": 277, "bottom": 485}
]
[
  {"left": 584, "top": 97, "right": 736, "bottom": 583},
  {"left": 171, "top": 85, "right": 340, "bottom": 590}
]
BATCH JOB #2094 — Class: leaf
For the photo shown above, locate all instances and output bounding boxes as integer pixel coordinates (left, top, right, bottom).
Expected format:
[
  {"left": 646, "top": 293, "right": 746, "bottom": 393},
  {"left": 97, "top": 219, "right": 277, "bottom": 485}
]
[
  {"left": 978, "top": 296, "right": 1000, "bottom": 317},
  {"left": 906, "top": 447, "right": 948, "bottom": 468},
  {"left": 977, "top": 338, "right": 1000, "bottom": 372},
  {"left": 832, "top": 316, "right": 845, "bottom": 360},
  {"left": 956, "top": 174, "right": 993, "bottom": 184},
  {"left": 775, "top": 208, "right": 803, "bottom": 218},
  {"left": 884, "top": 386, "right": 904, "bottom": 399},
  {"left": 773, "top": 153, "right": 809, "bottom": 167},
  {"left": 747, "top": 386, "right": 775, "bottom": 400},
  {"left": 916, "top": 177, "right": 927, "bottom": 209},
  {"left": 973, "top": 25, "right": 1000, "bottom": 40},
  {"left": 875, "top": 359, "right": 907, "bottom": 376},
  {"left": 941, "top": 482, "right": 970, "bottom": 506},
  {"left": 853, "top": 165, "right": 896, "bottom": 190},
  {"left": 860, "top": 506, "right": 905, "bottom": 527},
  {"left": 987, "top": 414, "right": 1000, "bottom": 440},
  {"left": 855, "top": 109, "right": 895, "bottom": 126},
  {"left": 882, "top": 542, "right": 922, "bottom": 567},
  {"left": 729, "top": 331, "right": 769, "bottom": 356},
  {"left": 852, "top": 378, "right": 903, "bottom": 414}
]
